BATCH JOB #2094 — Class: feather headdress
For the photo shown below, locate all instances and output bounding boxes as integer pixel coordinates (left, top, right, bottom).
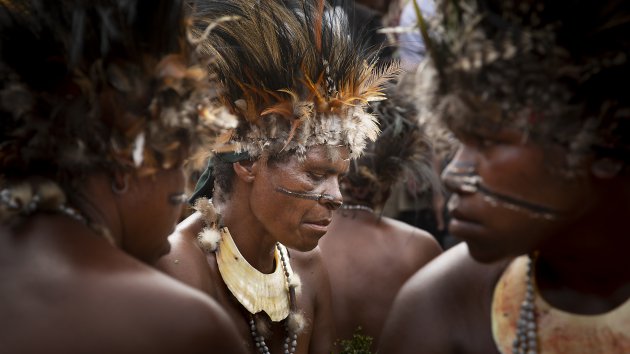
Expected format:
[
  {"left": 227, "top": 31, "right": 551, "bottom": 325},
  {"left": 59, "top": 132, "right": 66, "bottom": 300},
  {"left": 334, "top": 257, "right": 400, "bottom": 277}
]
[
  {"left": 0, "top": 0, "right": 236, "bottom": 220},
  {"left": 192, "top": 0, "right": 399, "bottom": 159},
  {"left": 0, "top": 0, "right": 236, "bottom": 181},
  {"left": 415, "top": 0, "right": 630, "bottom": 171}
]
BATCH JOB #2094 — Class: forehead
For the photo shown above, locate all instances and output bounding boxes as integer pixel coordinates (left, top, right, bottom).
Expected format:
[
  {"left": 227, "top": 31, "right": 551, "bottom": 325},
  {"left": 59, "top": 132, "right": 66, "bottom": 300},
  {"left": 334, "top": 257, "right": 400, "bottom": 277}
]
[
  {"left": 270, "top": 144, "right": 351, "bottom": 172},
  {"left": 303, "top": 144, "right": 351, "bottom": 163}
]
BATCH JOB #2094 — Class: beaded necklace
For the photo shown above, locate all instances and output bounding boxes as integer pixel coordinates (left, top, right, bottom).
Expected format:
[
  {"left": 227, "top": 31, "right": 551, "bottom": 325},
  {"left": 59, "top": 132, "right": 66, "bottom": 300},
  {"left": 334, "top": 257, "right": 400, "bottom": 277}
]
[
  {"left": 493, "top": 254, "right": 630, "bottom": 354},
  {"left": 249, "top": 243, "right": 298, "bottom": 354},
  {"left": 511, "top": 254, "right": 538, "bottom": 354},
  {"left": 207, "top": 225, "right": 300, "bottom": 354},
  {"left": 339, "top": 204, "right": 374, "bottom": 213},
  {"left": 0, "top": 187, "right": 114, "bottom": 245}
]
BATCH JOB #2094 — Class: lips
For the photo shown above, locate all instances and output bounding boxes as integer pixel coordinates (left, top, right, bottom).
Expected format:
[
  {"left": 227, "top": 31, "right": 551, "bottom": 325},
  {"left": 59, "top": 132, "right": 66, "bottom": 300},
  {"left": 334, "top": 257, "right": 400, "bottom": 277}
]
[
  {"left": 306, "top": 218, "right": 332, "bottom": 226},
  {"left": 301, "top": 218, "right": 332, "bottom": 234}
]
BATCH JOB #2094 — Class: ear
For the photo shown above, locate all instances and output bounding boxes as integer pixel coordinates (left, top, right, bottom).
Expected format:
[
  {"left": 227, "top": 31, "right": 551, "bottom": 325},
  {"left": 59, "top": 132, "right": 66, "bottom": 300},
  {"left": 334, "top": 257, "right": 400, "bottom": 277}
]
[
  {"left": 591, "top": 157, "right": 623, "bottom": 179},
  {"left": 233, "top": 160, "right": 258, "bottom": 183}
]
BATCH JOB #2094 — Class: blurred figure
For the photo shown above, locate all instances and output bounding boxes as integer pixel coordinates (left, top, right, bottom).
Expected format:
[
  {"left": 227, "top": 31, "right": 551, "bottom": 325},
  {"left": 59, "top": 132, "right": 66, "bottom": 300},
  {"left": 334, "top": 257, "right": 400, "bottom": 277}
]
[
  {"left": 380, "top": 0, "right": 630, "bottom": 353},
  {"left": 397, "top": 0, "right": 435, "bottom": 71},
  {"left": 320, "top": 83, "right": 442, "bottom": 352},
  {"left": 0, "top": 1, "right": 245, "bottom": 353}
]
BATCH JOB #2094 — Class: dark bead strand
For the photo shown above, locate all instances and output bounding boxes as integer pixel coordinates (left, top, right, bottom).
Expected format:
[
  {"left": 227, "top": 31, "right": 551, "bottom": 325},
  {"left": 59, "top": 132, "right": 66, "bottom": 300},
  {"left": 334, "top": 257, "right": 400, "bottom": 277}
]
[
  {"left": 249, "top": 243, "right": 297, "bottom": 354},
  {"left": 511, "top": 254, "right": 538, "bottom": 354}
]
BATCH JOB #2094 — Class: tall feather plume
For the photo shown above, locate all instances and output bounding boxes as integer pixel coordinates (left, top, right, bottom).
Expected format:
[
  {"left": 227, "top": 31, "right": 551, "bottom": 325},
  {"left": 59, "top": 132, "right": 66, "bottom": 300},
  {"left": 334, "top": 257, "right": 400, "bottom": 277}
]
[
  {"left": 192, "top": 0, "right": 399, "bottom": 158},
  {"left": 313, "top": 0, "right": 325, "bottom": 53}
]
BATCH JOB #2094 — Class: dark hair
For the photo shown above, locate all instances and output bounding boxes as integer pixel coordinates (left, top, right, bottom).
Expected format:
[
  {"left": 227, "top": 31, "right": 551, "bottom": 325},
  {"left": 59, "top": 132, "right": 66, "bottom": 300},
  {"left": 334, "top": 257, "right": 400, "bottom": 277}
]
[
  {"left": 0, "top": 0, "right": 217, "bottom": 188},
  {"left": 342, "top": 84, "right": 435, "bottom": 208},
  {"left": 427, "top": 0, "right": 630, "bottom": 172},
  {"left": 212, "top": 151, "right": 293, "bottom": 202}
]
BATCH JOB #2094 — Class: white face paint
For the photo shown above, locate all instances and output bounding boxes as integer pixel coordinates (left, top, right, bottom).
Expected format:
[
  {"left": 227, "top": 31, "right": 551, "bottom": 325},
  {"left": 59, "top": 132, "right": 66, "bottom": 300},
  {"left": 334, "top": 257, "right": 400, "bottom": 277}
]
[{"left": 443, "top": 170, "right": 559, "bottom": 220}]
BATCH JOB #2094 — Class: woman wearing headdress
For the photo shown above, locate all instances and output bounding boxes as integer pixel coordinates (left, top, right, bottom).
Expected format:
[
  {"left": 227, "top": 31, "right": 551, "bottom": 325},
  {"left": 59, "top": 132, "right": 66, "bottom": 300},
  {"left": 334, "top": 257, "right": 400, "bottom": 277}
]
[
  {"left": 156, "top": 0, "right": 397, "bottom": 353},
  {"left": 0, "top": 1, "right": 245, "bottom": 353},
  {"left": 380, "top": 0, "right": 630, "bottom": 353},
  {"left": 319, "top": 83, "right": 442, "bottom": 352}
]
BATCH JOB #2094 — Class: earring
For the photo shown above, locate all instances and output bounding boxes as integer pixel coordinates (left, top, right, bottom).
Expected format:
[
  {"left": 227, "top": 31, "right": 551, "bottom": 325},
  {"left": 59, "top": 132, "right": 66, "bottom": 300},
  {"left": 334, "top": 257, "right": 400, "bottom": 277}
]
[
  {"left": 591, "top": 158, "right": 623, "bottom": 179},
  {"left": 111, "top": 177, "right": 129, "bottom": 195}
]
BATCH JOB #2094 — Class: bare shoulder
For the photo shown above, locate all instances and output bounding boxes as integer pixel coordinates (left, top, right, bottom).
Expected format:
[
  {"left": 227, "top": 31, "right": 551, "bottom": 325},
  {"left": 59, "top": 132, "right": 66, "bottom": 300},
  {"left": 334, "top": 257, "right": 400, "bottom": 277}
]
[
  {"left": 289, "top": 246, "right": 334, "bottom": 353},
  {"left": 290, "top": 245, "right": 323, "bottom": 266},
  {"left": 156, "top": 212, "right": 217, "bottom": 295},
  {"left": 380, "top": 216, "right": 443, "bottom": 267},
  {"left": 290, "top": 246, "right": 328, "bottom": 284},
  {"left": 164, "top": 211, "right": 206, "bottom": 257},
  {"left": 379, "top": 243, "right": 509, "bottom": 354},
  {"left": 288, "top": 246, "right": 331, "bottom": 306},
  {"left": 109, "top": 266, "right": 246, "bottom": 354}
]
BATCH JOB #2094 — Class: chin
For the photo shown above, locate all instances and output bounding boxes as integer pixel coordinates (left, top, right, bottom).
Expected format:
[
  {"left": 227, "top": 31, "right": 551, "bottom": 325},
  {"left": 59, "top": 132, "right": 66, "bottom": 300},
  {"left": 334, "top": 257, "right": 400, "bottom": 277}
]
[
  {"left": 465, "top": 241, "right": 516, "bottom": 264},
  {"left": 293, "top": 243, "right": 318, "bottom": 252},
  {"left": 148, "top": 241, "right": 172, "bottom": 264},
  {"left": 289, "top": 236, "right": 321, "bottom": 253}
]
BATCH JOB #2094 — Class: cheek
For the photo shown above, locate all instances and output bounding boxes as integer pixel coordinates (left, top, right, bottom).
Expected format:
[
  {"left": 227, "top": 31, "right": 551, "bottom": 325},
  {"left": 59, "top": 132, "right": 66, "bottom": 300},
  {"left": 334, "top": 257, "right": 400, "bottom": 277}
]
[
  {"left": 479, "top": 148, "right": 568, "bottom": 207},
  {"left": 171, "top": 168, "right": 186, "bottom": 191},
  {"left": 162, "top": 169, "right": 187, "bottom": 220}
]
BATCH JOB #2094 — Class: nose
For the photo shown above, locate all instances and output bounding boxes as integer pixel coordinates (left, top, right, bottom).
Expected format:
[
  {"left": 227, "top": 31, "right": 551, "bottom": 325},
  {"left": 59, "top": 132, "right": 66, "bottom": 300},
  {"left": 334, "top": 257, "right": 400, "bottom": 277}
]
[
  {"left": 318, "top": 194, "right": 343, "bottom": 210},
  {"left": 318, "top": 178, "right": 343, "bottom": 210},
  {"left": 441, "top": 147, "right": 479, "bottom": 195}
]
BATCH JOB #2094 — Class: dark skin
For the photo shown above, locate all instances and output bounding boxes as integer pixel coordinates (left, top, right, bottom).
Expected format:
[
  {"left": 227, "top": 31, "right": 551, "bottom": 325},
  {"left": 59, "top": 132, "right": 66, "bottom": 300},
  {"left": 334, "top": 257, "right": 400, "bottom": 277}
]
[
  {"left": 158, "top": 145, "right": 349, "bottom": 354},
  {"left": 0, "top": 172, "right": 246, "bottom": 354},
  {"left": 379, "top": 126, "right": 630, "bottom": 353},
  {"left": 319, "top": 209, "right": 441, "bottom": 352}
]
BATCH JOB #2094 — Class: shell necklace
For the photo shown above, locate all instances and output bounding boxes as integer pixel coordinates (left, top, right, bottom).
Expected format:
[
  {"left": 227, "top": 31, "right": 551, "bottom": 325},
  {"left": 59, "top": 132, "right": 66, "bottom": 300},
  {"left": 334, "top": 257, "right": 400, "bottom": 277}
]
[
  {"left": 196, "top": 198, "right": 301, "bottom": 353},
  {"left": 492, "top": 255, "right": 630, "bottom": 354},
  {"left": 203, "top": 226, "right": 299, "bottom": 353},
  {"left": 215, "top": 227, "right": 293, "bottom": 322}
]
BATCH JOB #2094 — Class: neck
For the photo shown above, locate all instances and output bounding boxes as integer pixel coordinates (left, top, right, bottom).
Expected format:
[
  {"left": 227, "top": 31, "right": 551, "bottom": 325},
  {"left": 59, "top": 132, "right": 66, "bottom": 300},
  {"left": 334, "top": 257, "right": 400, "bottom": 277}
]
[
  {"left": 221, "top": 205, "right": 277, "bottom": 274},
  {"left": 71, "top": 176, "right": 120, "bottom": 245},
  {"left": 535, "top": 210, "right": 630, "bottom": 310}
]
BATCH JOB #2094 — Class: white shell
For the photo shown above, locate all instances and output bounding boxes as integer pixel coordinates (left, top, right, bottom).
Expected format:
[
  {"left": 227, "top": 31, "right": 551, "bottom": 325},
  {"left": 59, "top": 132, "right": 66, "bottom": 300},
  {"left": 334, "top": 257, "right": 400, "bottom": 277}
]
[{"left": 216, "top": 228, "right": 292, "bottom": 322}]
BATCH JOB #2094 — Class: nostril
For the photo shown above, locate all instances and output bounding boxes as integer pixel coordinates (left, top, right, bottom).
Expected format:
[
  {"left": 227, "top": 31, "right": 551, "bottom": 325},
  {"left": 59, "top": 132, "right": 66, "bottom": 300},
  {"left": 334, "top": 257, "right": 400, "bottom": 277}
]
[
  {"left": 442, "top": 176, "right": 459, "bottom": 192},
  {"left": 328, "top": 200, "right": 343, "bottom": 210},
  {"left": 318, "top": 194, "right": 343, "bottom": 210},
  {"left": 442, "top": 173, "right": 480, "bottom": 194}
]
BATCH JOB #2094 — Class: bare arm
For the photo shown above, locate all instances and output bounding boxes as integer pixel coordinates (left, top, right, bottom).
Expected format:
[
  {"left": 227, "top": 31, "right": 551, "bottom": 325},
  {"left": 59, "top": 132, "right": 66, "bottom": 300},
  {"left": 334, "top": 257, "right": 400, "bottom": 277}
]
[
  {"left": 149, "top": 279, "right": 248, "bottom": 354},
  {"left": 379, "top": 244, "right": 507, "bottom": 354},
  {"left": 162, "top": 303, "right": 247, "bottom": 354},
  {"left": 295, "top": 248, "right": 335, "bottom": 354}
]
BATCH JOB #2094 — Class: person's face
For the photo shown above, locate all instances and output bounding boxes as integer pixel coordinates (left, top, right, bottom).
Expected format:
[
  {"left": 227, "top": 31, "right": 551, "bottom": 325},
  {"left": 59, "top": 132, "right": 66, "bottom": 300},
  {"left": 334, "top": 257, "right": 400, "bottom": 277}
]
[
  {"left": 121, "top": 166, "right": 187, "bottom": 263},
  {"left": 442, "top": 125, "right": 596, "bottom": 262},
  {"left": 249, "top": 145, "right": 350, "bottom": 252}
]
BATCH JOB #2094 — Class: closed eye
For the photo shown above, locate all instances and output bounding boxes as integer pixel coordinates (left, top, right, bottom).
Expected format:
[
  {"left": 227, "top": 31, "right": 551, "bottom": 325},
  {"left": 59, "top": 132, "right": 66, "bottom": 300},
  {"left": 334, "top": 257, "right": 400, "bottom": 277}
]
[{"left": 308, "top": 172, "right": 326, "bottom": 181}]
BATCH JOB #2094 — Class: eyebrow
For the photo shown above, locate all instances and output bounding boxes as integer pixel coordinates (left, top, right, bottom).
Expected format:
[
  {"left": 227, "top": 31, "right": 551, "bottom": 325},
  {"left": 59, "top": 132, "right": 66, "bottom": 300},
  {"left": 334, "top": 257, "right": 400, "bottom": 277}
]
[{"left": 302, "top": 160, "right": 348, "bottom": 175}]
